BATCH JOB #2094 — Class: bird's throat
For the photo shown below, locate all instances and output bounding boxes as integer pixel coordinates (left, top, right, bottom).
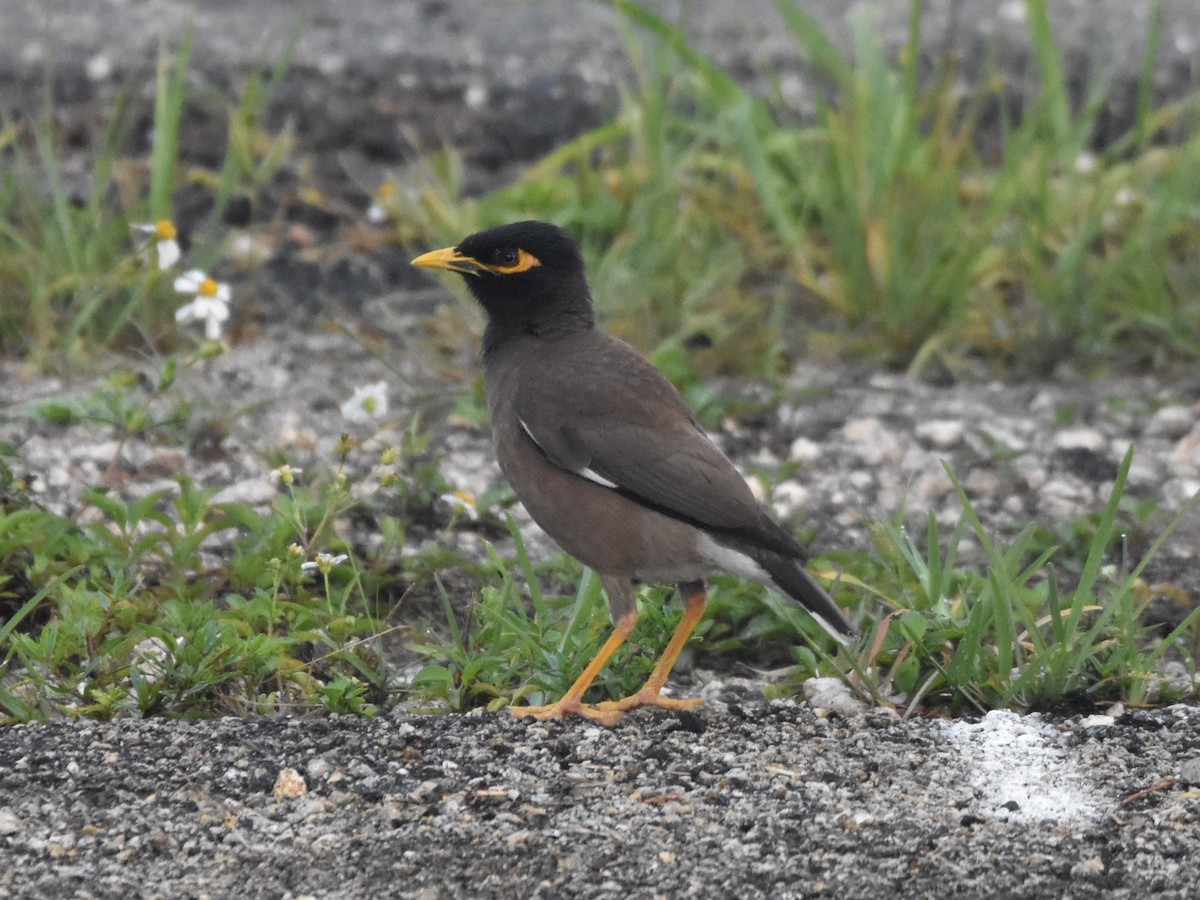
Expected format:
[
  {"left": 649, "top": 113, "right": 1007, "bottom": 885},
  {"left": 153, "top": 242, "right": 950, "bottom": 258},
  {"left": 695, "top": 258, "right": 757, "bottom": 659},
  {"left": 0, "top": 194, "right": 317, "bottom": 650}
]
[{"left": 479, "top": 294, "right": 595, "bottom": 358}]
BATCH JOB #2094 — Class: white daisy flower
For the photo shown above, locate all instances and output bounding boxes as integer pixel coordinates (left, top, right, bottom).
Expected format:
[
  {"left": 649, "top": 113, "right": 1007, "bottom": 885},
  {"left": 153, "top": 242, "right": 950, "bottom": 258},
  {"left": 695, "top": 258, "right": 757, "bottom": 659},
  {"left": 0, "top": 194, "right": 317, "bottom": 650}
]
[
  {"left": 174, "top": 269, "right": 231, "bottom": 340},
  {"left": 366, "top": 182, "right": 397, "bottom": 224},
  {"left": 133, "top": 219, "right": 182, "bottom": 270},
  {"left": 1074, "top": 152, "right": 1098, "bottom": 175},
  {"left": 301, "top": 552, "right": 349, "bottom": 575},
  {"left": 340, "top": 381, "right": 389, "bottom": 422},
  {"left": 439, "top": 489, "right": 479, "bottom": 520},
  {"left": 268, "top": 464, "right": 302, "bottom": 486}
]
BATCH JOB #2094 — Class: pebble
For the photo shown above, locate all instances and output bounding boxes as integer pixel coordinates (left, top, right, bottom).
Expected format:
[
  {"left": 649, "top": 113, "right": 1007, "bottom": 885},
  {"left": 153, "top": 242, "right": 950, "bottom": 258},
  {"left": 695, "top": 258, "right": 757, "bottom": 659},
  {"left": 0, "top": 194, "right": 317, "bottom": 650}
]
[
  {"left": 963, "top": 467, "right": 1004, "bottom": 498},
  {"left": 1180, "top": 758, "right": 1200, "bottom": 786},
  {"left": 211, "top": 477, "right": 278, "bottom": 507},
  {"left": 1070, "top": 856, "right": 1106, "bottom": 881},
  {"left": 1038, "top": 476, "right": 1093, "bottom": 519},
  {"left": 0, "top": 809, "right": 23, "bottom": 835},
  {"left": 841, "top": 417, "right": 901, "bottom": 466},
  {"left": 1145, "top": 404, "right": 1196, "bottom": 439},
  {"left": 1169, "top": 429, "right": 1200, "bottom": 475},
  {"left": 915, "top": 419, "right": 964, "bottom": 449},
  {"left": 1165, "top": 478, "right": 1200, "bottom": 507},
  {"left": 788, "top": 437, "right": 822, "bottom": 464},
  {"left": 1054, "top": 427, "right": 1107, "bottom": 453},
  {"left": 771, "top": 481, "right": 810, "bottom": 518},
  {"left": 274, "top": 768, "right": 308, "bottom": 800},
  {"left": 801, "top": 677, "right": 867, "bottom": 717}
]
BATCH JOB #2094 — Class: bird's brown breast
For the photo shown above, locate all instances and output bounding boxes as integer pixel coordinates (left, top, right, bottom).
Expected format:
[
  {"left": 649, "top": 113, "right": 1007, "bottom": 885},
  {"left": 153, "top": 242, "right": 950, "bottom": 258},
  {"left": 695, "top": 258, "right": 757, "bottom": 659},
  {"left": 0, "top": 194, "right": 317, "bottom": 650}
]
[{"left": 483, "top": 330, "right": 743, "bottom": 581}]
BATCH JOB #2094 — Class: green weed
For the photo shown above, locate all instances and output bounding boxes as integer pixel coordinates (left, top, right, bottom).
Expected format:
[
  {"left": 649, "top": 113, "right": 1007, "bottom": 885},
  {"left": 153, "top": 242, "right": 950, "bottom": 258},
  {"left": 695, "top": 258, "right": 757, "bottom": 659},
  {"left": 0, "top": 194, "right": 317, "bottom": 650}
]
[
  {"left": 0, "top": 394, "right": 474, "bottom": 722},
  {"left": 842, "top": 448, "right": 1200, "bottom": 714},
  {"left": 391, "top": 0, "right": 1200, "bottom": 376}
]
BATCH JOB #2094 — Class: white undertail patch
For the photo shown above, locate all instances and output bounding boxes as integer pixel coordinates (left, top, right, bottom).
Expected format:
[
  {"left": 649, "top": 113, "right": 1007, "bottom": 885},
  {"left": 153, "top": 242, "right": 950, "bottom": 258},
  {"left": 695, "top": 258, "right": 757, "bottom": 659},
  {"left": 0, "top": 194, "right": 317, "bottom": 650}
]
[{"left": 696, "top": 534, "right": 850, "bottom": 644}]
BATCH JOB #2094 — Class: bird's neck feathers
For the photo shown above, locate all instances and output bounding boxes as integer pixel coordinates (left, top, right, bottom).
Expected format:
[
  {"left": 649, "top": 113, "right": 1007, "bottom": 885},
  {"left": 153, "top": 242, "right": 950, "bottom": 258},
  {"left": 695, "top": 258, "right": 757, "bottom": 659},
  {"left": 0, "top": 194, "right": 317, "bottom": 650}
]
[{"left": 478, "top": 276, "right": 596, "bottom": 358}]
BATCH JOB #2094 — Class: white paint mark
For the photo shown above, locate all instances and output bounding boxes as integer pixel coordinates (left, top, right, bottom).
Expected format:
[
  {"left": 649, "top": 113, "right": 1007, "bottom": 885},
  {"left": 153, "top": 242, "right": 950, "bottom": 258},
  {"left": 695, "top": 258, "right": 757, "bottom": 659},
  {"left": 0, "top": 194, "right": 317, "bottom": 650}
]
[{"left": 940, "top": 710, "right": 1102, "bottom": 825}]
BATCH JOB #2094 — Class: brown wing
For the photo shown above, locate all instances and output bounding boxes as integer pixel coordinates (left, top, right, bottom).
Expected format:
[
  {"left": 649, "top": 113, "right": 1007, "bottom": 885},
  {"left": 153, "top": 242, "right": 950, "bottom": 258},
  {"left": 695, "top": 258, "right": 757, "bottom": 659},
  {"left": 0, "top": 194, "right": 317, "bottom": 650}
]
[{"left": 512, "top": 332, "right": 765, "bottom": 531}]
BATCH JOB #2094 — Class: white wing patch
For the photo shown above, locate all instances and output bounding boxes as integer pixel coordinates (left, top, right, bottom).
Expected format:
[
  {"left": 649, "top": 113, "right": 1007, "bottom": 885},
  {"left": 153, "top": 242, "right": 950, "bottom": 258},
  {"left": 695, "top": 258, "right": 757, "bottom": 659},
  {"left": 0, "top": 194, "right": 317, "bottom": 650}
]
[
  {"left": 518, "top": 417, "right": 541, "bottom": 449},
  {"left": 519, "top": 418, "right": 618, "bottom": 489},
  {"left": 578, "top": 467, "right": 619, "bottom": 489}
]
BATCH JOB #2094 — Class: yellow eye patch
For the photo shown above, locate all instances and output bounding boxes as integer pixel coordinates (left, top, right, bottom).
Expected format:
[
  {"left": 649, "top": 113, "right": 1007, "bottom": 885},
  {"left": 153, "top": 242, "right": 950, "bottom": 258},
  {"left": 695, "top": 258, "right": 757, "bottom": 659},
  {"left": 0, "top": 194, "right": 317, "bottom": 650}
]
[{"left": 488, "top": 248, "right": 542, "bottom": 275}]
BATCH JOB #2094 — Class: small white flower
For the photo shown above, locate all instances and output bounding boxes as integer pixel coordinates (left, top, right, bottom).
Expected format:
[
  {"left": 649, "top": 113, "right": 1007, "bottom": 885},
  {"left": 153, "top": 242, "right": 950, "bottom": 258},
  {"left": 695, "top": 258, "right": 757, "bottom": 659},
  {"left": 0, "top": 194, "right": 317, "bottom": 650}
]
[
  {"left": 301, "top": 552, "right": 349, "bottom": 575},
  {"left": 268, "top": 464, "right": 302, "bottom": 486},
  {"left": 464, "top": 82, "right": 488, "bottom": 110},
  {"left": 439, "top": 489, "right": 479, "bottom": 520},
  {"left": 998, "top": 0, "right": 1027, "bottom": 23},
  {"left": 229, "top": 233, "right": 272, "bottom": 264},
  {"left": 340, "top": 381, "right": 389, "bottom": 422},
  {"left": 1074, "top": 153, "right": 1098, "bottom": 175},
  {"left": 367, "top": 182, "right": 396, "bottom": 224},
  {"left": 1114, "top": 187, "right": 1140, "bottom": 207},
  {"left": 133, "top": 219, "right": 182, "bottom": 270},
  {"left": 174, "top": 269, "right": 231, "bottom": 340}
]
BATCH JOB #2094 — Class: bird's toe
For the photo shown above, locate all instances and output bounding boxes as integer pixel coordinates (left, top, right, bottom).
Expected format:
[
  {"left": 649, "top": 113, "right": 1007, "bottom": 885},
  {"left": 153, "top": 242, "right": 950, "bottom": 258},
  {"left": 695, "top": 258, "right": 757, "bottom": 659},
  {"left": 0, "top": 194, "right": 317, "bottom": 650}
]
[
  {"left": 595, "top": 691, "right": 705, "bottom": 715},
  {"left": 509, "top": 699, "right": 625, "bottom": 727}
]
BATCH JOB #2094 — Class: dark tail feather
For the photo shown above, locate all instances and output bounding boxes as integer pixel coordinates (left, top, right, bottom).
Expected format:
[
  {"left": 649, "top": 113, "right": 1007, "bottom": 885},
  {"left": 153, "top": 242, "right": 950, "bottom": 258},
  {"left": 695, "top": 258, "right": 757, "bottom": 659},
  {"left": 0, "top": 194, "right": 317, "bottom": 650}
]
[{"left": 757, "top": 551, "right": 857, "bottom": 643}]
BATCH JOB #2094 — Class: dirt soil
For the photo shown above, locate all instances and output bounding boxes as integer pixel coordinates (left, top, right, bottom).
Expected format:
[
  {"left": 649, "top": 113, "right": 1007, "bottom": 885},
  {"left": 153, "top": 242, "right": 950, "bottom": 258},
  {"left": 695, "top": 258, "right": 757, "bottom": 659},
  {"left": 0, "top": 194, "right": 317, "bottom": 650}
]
[{"left": 3, "top": 2, "right": 1200, "bottom": 898}]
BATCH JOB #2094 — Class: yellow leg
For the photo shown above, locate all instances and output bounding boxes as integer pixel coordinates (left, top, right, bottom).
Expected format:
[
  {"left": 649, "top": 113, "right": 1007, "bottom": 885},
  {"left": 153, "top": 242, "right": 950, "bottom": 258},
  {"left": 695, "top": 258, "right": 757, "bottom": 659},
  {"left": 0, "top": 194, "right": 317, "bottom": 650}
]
[
  {"left": 510, "top": 609, "right": 638, "bottom": 727},
  {"left": 596, "top": 586, "right": 707, "bottom": 716}
]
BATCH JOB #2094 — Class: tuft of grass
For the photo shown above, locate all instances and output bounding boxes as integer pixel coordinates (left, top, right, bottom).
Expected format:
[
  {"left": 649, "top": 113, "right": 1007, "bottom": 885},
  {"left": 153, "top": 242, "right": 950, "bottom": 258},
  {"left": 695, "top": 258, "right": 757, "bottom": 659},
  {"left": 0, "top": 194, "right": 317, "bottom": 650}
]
[
  {"left": 0, "top": 106, "right": 153, "bottom": 363},
  {"left": 393, "top": 0, "right": 1200, "bottom": 377},
  {"left": 0, "top": 21, "right": 301, "bottom": 367},
  {"left": 0, "top": 472, "right": 383, "bottom": 720},
  {"left": 838, "top": 448, "right": 1200, "bottom": 714}
]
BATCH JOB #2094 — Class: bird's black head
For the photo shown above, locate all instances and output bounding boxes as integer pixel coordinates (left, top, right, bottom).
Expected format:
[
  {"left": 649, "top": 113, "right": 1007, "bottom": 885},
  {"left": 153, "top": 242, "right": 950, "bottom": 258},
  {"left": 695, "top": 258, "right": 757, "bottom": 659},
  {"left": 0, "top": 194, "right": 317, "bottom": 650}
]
[{"left": 411, "top": 221, "right": 594, "bottom": 345}]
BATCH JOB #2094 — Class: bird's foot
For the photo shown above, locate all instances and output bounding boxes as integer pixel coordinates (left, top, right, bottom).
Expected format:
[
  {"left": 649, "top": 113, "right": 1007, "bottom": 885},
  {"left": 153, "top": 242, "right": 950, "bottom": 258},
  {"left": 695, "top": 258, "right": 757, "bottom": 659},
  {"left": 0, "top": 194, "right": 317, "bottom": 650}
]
[
  {"left": 509, "top": 697, "right": 624, "bottom": 727},
  {"left": 595, "top": 690, "right": 705, "bottom": 715}
]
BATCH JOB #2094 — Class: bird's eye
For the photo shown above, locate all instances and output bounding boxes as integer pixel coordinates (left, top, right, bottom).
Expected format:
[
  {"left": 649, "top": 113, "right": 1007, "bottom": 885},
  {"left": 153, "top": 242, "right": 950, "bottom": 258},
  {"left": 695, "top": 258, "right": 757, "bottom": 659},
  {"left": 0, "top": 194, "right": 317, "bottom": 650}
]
[{"left": 495, "top": 248, "right": 520, "bottom": 267}]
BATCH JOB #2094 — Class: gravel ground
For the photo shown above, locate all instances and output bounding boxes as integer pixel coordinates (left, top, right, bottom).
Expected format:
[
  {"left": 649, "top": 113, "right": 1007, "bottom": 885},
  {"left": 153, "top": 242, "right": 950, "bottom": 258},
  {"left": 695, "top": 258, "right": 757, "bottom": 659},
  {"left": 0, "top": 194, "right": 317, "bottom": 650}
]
[
  {"left": 1, "top": 704, "right": 1199, "bottom": 898},
  {"left": 3, "top": 2, "right": 1200, "bottom": 897}
]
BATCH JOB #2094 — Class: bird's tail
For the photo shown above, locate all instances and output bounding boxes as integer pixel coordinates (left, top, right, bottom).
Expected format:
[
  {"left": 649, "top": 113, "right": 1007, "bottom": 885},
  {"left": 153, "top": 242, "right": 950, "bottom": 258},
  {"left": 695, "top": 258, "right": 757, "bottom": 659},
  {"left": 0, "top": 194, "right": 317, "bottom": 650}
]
[{"left": 757, "top": 551, "right": 857, "bottom": 644}]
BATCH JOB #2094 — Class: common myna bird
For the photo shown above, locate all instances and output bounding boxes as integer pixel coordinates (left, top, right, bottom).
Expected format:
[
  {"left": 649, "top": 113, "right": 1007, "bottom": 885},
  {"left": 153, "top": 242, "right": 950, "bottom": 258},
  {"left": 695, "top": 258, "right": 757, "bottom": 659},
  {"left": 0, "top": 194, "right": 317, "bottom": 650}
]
[{"left": 412, "top": 221, "right": 855, "bottom": 725}]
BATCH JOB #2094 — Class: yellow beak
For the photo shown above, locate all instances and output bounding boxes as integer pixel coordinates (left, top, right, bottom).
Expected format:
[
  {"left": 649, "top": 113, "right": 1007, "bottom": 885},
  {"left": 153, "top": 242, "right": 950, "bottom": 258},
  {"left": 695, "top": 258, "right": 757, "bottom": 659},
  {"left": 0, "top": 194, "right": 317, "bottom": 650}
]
[{"left": 411, "top": 246, "right": 484, "bottom": 277}]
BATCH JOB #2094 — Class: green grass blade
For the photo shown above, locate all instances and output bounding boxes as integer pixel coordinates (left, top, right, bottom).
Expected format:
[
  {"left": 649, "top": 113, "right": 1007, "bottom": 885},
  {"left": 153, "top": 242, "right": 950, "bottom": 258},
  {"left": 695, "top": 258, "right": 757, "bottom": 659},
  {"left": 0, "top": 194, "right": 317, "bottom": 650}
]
[
  {"left": 772, "top": 0, "right": 853, "bottom": 85},
  {"left": 1073, "top": 446, "right": 1133, "bottom": 604},
  {"left": 1024, "top": 0, "right": 1070, "bottom": 142},
  {"left": 149, "top": 29, "right": 193, "bottom": 220},
  {"left": 503, "top": 513, "right": 545, "bottom": 616},
  {"left": 1133, "top": 0, "right": 1165, "bottom": 150},
  {"left": 613, "top": 0, "right": 743, "bottom": 106},
  {"left": 0, "top": 567, "right": 83, "bottom": 651}
]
